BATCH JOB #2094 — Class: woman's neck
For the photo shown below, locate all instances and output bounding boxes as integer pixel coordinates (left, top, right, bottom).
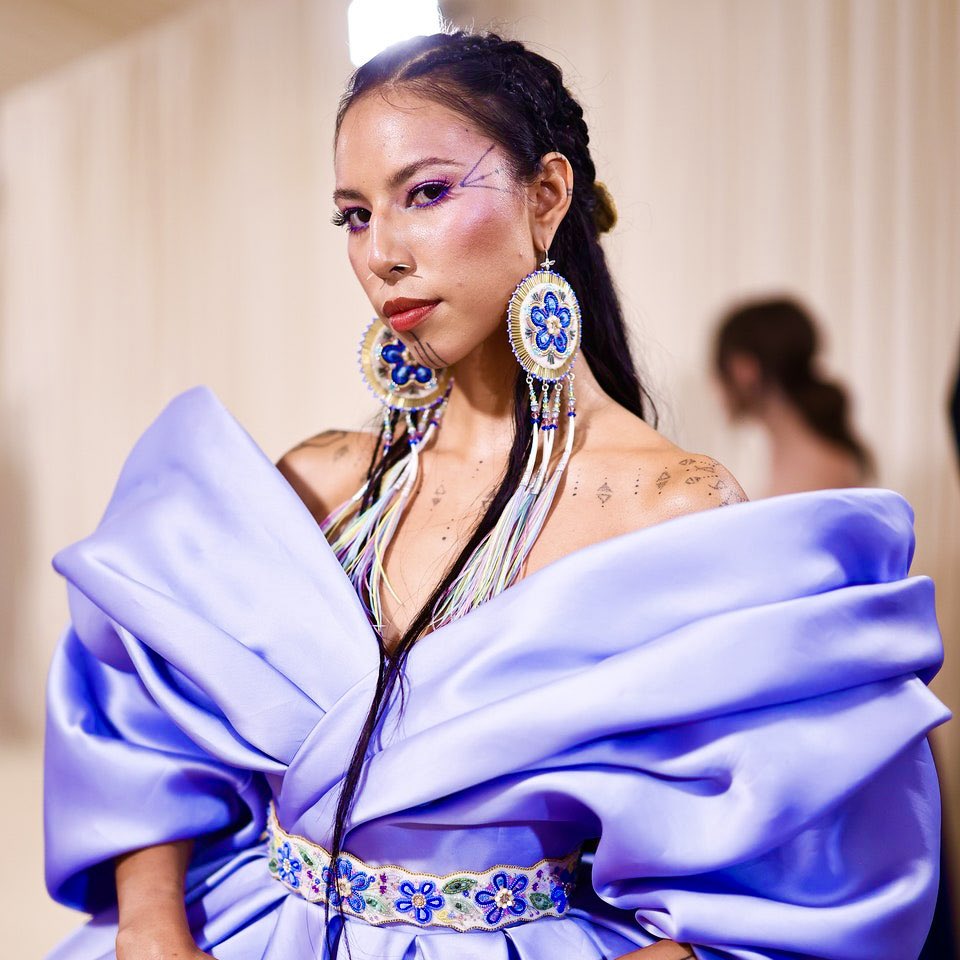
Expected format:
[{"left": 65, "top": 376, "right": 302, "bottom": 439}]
[
  {"left": 432, "top": 328, "right": 609, "bottom": 461},
  {"left": 756, "top": 388, "right": 816, "bottom": 454}
]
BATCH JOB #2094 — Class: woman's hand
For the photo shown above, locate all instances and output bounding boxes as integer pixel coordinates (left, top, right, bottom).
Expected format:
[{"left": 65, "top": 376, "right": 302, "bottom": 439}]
[
  {"left": 115, "top": 892, "right": 211, "bottom": 960},
  {"left": 116, "top": 918, "right": 212, "bottom": 960},
  {"left": 615, "top": 942, "right": 696, "bottom": 959}
]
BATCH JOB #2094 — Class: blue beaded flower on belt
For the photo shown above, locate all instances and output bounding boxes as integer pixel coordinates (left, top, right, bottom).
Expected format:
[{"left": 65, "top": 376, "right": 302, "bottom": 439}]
[
  {"left": 322, "top": 857, "right": 374, "bottom": 912},
  {"left": 276, "top": 841, "right": 302, "bottom": 888},
  {"left": 475, "top": 871, "right": 529, "bottom": 925},
  {"left": 395, "top": 879, "right": 446, "bottom": 923}
]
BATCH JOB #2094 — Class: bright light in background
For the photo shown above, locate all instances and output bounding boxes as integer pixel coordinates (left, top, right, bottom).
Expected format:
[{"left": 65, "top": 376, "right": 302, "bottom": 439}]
[{"left": 348, "top": 0, "right": 442, "bottom": 68}]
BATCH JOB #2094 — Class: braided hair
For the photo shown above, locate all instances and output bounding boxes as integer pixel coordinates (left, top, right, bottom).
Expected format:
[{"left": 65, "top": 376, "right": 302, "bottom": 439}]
[{"left": 323, "top": 30, "right": 655, "bottom": 956}]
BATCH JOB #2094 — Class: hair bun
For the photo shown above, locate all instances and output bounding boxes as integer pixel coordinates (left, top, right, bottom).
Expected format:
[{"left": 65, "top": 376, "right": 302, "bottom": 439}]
[{"left": 592, "top": 180, "right": 618, "bottom": 234}]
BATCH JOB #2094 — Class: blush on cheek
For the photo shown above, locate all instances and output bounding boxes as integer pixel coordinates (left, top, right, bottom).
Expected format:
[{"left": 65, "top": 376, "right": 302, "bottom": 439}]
[
  {"left": 407, "top": 194, "right": 531, "bottom": 366},
  {"left": 453, "top": 196, "right": 515, "bottom": 249},
  {"left": 444, "top": 198, "right": 530, "bottom": 299}
]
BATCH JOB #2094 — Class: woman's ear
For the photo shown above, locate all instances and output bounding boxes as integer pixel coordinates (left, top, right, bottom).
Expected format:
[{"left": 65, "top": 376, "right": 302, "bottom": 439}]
[{"left": 527, "top": 151, "right": 574, "bottom": 255}]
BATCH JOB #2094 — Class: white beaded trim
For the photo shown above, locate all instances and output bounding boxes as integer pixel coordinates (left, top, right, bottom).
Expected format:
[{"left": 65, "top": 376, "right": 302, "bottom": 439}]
[{"left": 265, "top": 802, "right": 581, "bottom": 932}]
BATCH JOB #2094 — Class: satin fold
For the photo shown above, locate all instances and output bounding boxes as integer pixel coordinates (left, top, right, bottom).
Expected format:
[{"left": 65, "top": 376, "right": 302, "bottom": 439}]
[{"left": 44, "top": 385, "right": 949, "bottom": 960}]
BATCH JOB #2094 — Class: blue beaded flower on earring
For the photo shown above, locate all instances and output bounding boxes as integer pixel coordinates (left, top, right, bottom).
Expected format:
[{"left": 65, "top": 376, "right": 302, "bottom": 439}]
[
  {"left": 507, "top": 257, "right": 581, "bottom": 382},
  {"left": 530, "top": 291, "right": 572, "bottom": 354},
  {"left": 381, "top": 341, "right": 433, "bottom": 386},
  {"left": 358, "top": 318, "right": 451, "bottom": 411}
]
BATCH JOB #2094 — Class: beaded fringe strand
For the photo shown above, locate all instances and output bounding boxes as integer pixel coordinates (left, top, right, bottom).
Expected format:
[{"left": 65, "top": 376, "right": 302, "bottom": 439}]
[
  {"left": 320, "top": 387, "right": 452, "bottom": 632},
  {"left": 430, "top": 369, "right": 576, "bottom": 628}
]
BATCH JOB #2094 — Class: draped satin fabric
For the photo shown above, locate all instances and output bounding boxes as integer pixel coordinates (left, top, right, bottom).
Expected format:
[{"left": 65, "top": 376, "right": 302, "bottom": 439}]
[{"left": 43, "top": 386, "right": 950, "bottom": 960}]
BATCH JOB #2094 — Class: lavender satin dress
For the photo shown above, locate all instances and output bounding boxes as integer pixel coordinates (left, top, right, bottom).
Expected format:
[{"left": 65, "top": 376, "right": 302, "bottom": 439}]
[{"left": 44, "top": 386, "right": 950, "bottom": 960}]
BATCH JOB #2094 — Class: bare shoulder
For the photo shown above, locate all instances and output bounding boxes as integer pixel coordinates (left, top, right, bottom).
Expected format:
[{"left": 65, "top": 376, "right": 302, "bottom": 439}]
[
  {"left": 646, "top": 450, "right": 749, "bottom": 523},
  {"left": 275, "top": 429, "right": 378, "bottom": 524},
  {"left": 529, "top": 426, "right": 750, "bottom": 575},
  {"left": 542, "top": 404, "right": 750, "bottom": 545},
  {"left": 571, "top": 404, "right": 749, "bottom": 525}
]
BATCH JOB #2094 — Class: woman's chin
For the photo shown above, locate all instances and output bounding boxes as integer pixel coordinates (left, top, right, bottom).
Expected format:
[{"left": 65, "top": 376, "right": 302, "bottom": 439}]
[{"left": 402, "top": 326, "right": 505, "bottom": 372}]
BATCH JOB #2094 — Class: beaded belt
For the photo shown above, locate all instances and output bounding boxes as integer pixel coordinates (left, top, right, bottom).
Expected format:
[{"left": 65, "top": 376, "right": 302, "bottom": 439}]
[{"left": 265, "top": 802, "right": 581, "bottom": 932}]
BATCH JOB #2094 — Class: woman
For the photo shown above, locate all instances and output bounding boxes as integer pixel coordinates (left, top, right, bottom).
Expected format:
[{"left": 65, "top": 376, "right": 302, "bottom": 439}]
[
  {"left": 44, "top": 30, "right": 947, "bottom": 960},
  {"left": 713, "top": 297, "right": 874, "bottom": 496}
]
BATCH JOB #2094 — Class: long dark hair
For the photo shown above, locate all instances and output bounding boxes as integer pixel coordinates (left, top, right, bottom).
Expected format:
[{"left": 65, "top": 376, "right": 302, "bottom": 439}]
[
  {"left": 323, "top": 30, "right": 655, "bottom": 955},
  {"left": 714, "top": 296, "right": 874, "bottom": 475}
]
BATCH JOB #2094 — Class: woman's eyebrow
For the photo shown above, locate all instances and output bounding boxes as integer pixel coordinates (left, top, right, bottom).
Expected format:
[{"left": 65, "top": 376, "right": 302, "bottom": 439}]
[{"left": 333, "top": 157, "right": 461, "bottom": 203}]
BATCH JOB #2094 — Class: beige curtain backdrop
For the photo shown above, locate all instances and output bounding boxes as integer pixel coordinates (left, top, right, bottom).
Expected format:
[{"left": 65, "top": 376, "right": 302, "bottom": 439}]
[{"left": 1, "top": 0, "right": 957, "bottom": 947}]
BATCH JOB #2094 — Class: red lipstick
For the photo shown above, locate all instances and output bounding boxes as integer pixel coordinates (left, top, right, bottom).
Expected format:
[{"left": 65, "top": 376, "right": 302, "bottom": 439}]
[{"left": 383, "top": 298, "right": 440, "bottom": 333}]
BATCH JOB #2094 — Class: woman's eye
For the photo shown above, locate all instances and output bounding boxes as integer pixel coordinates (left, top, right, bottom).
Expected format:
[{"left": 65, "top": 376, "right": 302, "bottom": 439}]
[
  {"left": 331, "top": 207, "right": 371, "bottom": 232},
  {"left": 411, "top": 181, "right": 451, "bottom": 206}
]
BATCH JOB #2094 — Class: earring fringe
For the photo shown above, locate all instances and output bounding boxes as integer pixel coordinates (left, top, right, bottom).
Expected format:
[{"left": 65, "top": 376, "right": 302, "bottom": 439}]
[
  {"left": 322, "top": 390, "right": 451, "bottom": 631},
  {"left": 430, "top": 369, "right": 577, "bottom": 629},
  {"left": 330, "top": 252, "right": 581, "bottom": 638}
]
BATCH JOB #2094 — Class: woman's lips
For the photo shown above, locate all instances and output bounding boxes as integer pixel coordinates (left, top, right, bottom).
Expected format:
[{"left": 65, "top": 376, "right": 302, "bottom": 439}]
[{"left": 386, "top": 300, "right": 440, "bottom": 332}]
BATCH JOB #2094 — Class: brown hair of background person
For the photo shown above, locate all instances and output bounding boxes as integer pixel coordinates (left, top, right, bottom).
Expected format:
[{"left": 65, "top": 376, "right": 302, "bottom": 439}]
[{"left": 714, "top": 296, "right": 874, "bottom": 491}]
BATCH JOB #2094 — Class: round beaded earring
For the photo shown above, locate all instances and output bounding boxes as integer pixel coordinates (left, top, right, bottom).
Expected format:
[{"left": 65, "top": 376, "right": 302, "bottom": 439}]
[{"left": 320, "top": 318, "right": 453, "bottom": 629}]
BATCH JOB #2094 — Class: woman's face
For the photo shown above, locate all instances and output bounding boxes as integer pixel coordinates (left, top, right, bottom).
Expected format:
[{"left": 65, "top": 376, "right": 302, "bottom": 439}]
[
  {"left": 333, "top": 87, "right": 538, "bottom": 369},
  {"left": 716, "top": 351, "right": 765, "bottom": 419}
]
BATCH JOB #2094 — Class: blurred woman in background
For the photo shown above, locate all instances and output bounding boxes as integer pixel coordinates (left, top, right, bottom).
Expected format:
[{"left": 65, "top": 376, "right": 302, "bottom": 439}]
[{"left": 713, "top": 296, "right": 874, "bottom": 495}]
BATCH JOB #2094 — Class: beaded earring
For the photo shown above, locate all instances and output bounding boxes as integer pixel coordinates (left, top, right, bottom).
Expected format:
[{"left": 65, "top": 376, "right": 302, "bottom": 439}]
[
  {"left": 431, "top": 251, "right": 581, "bottom": 627},
  {"left": 321, "top": 318, "right": 453, "bottom": 629}
]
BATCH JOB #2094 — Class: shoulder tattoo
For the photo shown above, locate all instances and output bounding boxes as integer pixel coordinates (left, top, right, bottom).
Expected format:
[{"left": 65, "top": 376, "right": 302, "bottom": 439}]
[{"left": 657, "top": 456, "right": 747, "bottom": 506}]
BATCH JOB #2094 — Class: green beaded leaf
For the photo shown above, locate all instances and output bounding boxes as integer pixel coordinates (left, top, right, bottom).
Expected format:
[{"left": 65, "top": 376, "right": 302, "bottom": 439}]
[
  {"left": 529, "top": 892, "right": 553, "bottom": 911},
  {"left": 268, "top": 859, "right": 278, "bottom": 873},
  {"left": 364, "top": 895, "right": 391, "bottom": 915},
  {"left": 442, "top": 877, "right": 478, "bottom": 895},
  {"left": 297, "top": 847, "right": 315, "bottom": 868},
  {"left": 451, "top": 899, "right": 475, "bottom": 914}
]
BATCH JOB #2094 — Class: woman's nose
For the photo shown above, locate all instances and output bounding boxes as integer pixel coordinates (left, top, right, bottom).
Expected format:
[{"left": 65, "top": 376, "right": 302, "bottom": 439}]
[{"left": 367, "top": 214, "right": 415, "bottom": 281}]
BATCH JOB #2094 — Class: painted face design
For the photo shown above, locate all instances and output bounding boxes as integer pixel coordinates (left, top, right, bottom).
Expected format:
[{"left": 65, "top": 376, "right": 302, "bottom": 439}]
[{"left": 333, "top": 89, "right": 539, "bottom": 369}]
